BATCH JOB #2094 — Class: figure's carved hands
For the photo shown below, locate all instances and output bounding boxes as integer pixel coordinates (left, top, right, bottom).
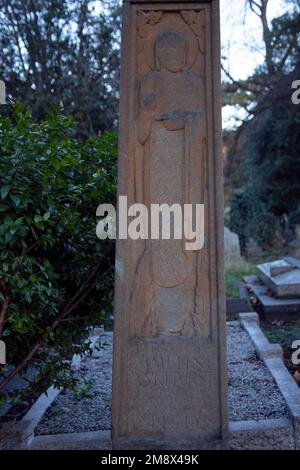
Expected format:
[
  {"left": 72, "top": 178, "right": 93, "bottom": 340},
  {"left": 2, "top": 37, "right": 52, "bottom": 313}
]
[
  {"left": 163, "top": 119, "right": 184, "bottom": 131},
  {"left": 140, "top": 92, "right": 157, "bottom": 112}
]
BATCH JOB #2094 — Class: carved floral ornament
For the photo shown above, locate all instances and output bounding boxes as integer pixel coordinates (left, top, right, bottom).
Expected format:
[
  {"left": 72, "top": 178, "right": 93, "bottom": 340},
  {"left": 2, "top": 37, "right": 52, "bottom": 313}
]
[{"left": 137, "top": 10, "right": 205, "bottom": 70}]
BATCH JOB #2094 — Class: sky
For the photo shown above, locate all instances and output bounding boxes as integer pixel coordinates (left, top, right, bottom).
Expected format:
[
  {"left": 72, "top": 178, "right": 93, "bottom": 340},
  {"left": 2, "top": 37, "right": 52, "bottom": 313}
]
[
  {"left": 221, "top": 0, "right": 287, "bottom": 80},
  {"left": 93, "top": 0, "right": 290, "bottom": 128},
  {"left": 221, "top": 0, "right": 289, "bottom": 128}
]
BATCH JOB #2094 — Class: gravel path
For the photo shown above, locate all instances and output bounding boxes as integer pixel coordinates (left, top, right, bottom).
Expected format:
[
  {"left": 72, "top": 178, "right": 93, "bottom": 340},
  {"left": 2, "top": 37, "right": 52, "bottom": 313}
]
[
  {"left": 35, "top": 324, "right": 288, "bottom": 435},
  {"left": 35, "top": 333, "right": 113, "bottom": 435},
  {"left": 227, "top": 322, "right": 288, "bottom": 421}
]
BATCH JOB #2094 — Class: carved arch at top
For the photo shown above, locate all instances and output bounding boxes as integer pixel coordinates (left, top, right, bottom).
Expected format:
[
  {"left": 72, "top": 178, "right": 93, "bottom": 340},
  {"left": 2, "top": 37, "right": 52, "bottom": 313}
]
[{"left": 137, "top": 9, "right": 205, "bottom": 73}]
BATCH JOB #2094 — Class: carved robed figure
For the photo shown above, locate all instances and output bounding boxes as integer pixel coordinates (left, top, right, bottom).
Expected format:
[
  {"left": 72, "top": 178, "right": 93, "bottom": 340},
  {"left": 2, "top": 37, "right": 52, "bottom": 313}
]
[{"left": 132, "top": 12, "right": 210, "bottom": 338}]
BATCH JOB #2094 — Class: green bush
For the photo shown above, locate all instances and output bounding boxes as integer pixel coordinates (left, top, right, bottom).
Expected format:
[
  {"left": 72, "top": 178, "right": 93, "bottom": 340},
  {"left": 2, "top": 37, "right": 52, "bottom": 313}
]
[
  {"left": 264, "top": 321, "right": 300, "bottom": 357},
  {"left": 0, "top": 104, "right": 117, "bottom": 408},
  {"left": 229, "top": 186, "right": 278, "bottom": 250},
  {"left": 229, "top": 97, "right": 300, "bottom": 250}
]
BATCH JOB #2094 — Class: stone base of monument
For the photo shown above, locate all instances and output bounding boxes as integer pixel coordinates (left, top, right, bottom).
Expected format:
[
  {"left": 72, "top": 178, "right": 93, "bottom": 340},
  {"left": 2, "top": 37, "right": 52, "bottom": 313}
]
[
  {"left": 112, "top": 436, "right": 224, "bottom": 451},
  {"left": 226, "top": 287, "right": 254, "bottom": 320},
  {"left": 2, "top": 318, "right": 300, "bottom": 450},
  {"left": 244, "top": 275, "right": 300, "bottom": 318}
]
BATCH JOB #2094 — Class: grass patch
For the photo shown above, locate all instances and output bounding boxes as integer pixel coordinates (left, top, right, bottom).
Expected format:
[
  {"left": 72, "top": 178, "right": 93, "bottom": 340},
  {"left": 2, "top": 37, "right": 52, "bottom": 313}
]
[
  {"left": 263, "top": 320, "right": 300, "bottom": 356},
  {"left": 225, "top": 258, "right": 256, "bottom": 298}
]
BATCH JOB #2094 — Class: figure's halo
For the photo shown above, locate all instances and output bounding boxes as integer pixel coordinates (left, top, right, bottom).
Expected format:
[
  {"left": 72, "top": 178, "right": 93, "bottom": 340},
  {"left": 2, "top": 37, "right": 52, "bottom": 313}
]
[{"left": 144, "top": 16, "right": 198, "bottom": 71}]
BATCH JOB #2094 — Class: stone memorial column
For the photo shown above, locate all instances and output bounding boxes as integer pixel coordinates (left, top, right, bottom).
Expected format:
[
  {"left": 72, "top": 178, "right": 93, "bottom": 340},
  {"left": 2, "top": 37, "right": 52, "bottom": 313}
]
[{"left": 112, "top": 0, "right": 227, "bottom": 449}]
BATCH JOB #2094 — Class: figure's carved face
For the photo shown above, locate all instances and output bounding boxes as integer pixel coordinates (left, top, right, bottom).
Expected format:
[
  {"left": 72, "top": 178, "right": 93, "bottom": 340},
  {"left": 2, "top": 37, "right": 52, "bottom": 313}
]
[{"left": 155, "top": 31, "right": 186, "bottom": 73}]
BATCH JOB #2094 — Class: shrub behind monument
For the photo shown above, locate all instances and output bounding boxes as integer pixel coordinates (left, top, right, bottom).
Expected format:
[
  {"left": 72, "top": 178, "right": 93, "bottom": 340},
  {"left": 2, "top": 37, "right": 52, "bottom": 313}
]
[{"left": 0, "top": 103, "right": 117, "bottom": 406}]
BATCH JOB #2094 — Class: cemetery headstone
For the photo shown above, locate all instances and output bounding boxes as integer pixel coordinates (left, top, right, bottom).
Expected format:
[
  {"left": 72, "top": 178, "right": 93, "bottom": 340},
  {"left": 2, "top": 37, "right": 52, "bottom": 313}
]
[
  {"left": 224, "top": 226, "right": 241, "bottom": 260},
  {"left": 112, "top": 0, "right": 227, "bottom": 450},
  {"left": 287, "top": 223, "right": 300, "bottom": 260}
]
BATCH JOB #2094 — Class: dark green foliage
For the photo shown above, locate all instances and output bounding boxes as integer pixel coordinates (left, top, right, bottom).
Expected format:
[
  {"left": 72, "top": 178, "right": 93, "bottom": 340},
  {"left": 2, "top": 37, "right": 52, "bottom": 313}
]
[
  {"left": 0, "top": 0, "right": 121, "bottom": 137},
  {"left": 226, "top": 3, "right": 300, "bottom": 249},
  {"left": 0, "top": 103, "right": 117, "bottom": 405},
  {"left": 247, "top": 104, "right": 300, "bottom": 215},
  {"left": 264, "top": 320, "right": 300, "bottom": 357},
  {"left": 229, "top": 187, "right": 278, "bottom": 249},
  {"left": 229, "top": 81, "right": 300, "bottom": 248}
]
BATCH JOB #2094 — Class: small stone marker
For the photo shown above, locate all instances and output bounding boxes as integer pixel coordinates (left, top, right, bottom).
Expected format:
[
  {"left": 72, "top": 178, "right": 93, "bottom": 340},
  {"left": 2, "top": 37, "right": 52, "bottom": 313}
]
[
  {"left": 0, "top": 80, "right": 6, "bottom": 104},
  {"left": 224, "top": 226, "right": 241, "bottom": 260},
  {"left": 289, "top": 237, "right": 300, "bottom": 260},
  {"left": 270, "top": 259, "right": 295, "bottom": 277},
  {"left": 257, "top": 258, "right": 300, "bottom": 299},
  {"left": 112, "top": 0, "right": 227, "bottom": 449}
]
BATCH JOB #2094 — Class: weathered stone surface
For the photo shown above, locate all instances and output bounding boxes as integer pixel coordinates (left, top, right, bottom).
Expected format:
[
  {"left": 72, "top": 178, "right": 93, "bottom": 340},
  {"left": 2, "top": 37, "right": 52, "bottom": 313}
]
[
  {"left": 239, "top": 311, "right": 259, "bottom": 324},
  {"left": 245, "top": 238, "right": 263, "bottom": 257},
  {"left": 226, "top": 298, "right": 253, "bottom": 320},
  {"left": 239, "top": 312, "right": 283, "bottom": 361},
  {"left": 0, "top": 80, "right": 5, "bottom": 104},
  {"left": 30, "top": 431, "right": 112, "bottom": 450},
  {"left": 290, "top": 237, "right": 300, "bottom": 260},
  {"left": 244, "top": 275, "right": 300, "bottom": 317},
  {"left": 289, "top": 225, "right": 300, "bottom": 260},
  {"left": 229, "top": 418, "right": 295, "bottom": 450},
  {"left": 28, "top": 420, "right": 295, "bottom": 450},
  {"left": 257, "top": 258, "right": 300, "bottom": 298},
  {"left": 112, "top": 0, "right": 227, "bottom": 449},
  {"left": 270, "top": 259, "right": 295, "bottom": 277},
  {"left": 224, "top": 226, "right": 241, "bottom": 260}
]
